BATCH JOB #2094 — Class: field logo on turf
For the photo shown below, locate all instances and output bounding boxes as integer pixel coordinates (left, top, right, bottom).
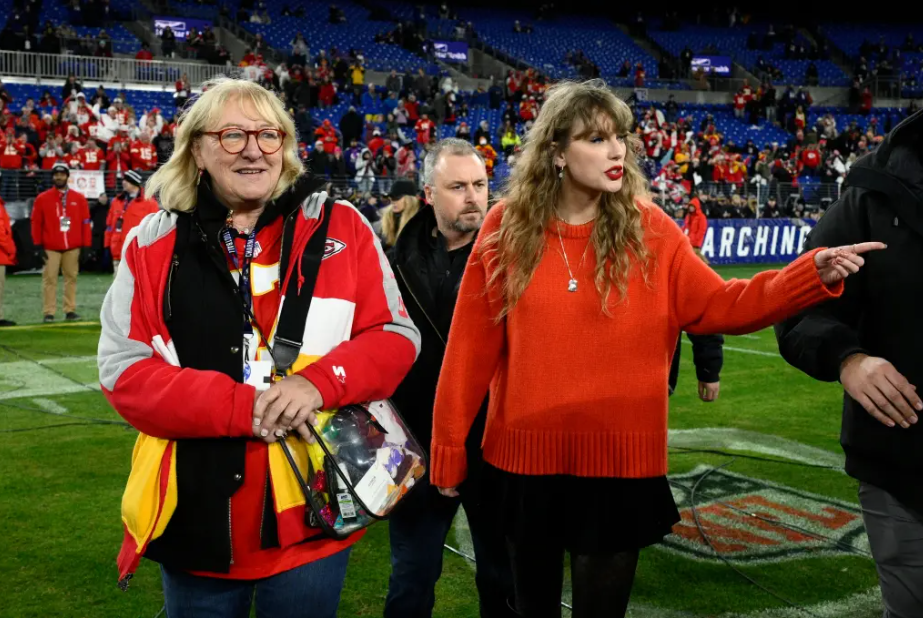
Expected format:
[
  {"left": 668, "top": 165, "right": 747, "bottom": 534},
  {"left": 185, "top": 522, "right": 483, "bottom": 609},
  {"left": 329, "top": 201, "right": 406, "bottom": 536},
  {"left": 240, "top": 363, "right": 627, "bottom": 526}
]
[{"left": 662, "top": 465, "right": 868, "bottom": 564}]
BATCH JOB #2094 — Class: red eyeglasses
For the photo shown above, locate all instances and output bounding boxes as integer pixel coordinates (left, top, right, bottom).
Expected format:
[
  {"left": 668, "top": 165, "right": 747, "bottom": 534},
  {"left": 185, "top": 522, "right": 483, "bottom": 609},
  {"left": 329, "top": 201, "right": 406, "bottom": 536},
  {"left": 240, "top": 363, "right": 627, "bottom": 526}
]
[{"left": 201, "top": 127, "right": 286, "bottom": 155}]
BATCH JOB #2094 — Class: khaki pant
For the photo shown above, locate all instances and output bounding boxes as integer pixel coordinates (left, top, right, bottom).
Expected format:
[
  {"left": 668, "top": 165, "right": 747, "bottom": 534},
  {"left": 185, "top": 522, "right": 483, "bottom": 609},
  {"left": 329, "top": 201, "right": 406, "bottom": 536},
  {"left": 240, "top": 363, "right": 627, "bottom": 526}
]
[
  {"left": 43, "top": 249, "right": 80, "bottom": 316},
  {"left": 112, "top": 259, "right": 120, "bottom": 277},
  {"left": 0, "top": 264, "right": 5, "bottom": 320}
]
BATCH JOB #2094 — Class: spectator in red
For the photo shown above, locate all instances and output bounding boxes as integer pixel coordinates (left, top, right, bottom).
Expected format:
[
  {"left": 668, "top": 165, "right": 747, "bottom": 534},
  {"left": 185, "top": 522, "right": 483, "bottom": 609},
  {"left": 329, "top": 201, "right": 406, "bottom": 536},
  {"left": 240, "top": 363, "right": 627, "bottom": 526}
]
[
  {"left": 240, "top": 47, "right": 256, "bottom": 66},
  {"left": 31, "top": 163, "right": 91, "bottom": 322},
  {"left": 105, "top": 140, "right": 131, "bottom": 190},
  {"left": 38, "top": 91, "right": 57, "bottom": 113},
  {"left": 104, "top": 169, "right": 159, "bottom": 273},
  {"left": 0, "top": 194, "right": 14, "bottom": 326},
  {"left": 733, "top": 88, "right": 748, "bottom": 119},
  {"left": 63, "top": 142, "right": 83, "bottom": 169},
  {"left": 712, "top": 154, "right": 728, "bottom": 185},
  {"left": 64, "top": 125, "right": 84, "bottom": 150},
  {"left": 0, "top": 127, "right": 24, "bottom": 172},
  {"left": 800, "top": 143, "right": 821, "bottom": 176},
  {"left": 129, "top": 130, "right": 158, "bottom": 171},
  {"left": 79, "top": 137, "right": 104, "bottom": 170},
  {"left": 405, "top": 94, "right": 420, "bottom": 122},
  {"left": 682, "top": 191, "right": 709, "bottom": 263},
  {"left": 506, "top": 70, "right": 520, "bottom": 102},
  {"left": 368, "top": 129, "right": 385, "bottom": 155},
  {"left": 319, "top": 77, "right": 336, "bottom": 108},
  {"left": 33, "top": 112, "right": 51, "bottom": 144},
  {"left": 112, "top": 125, "right": 132, "bottom": 152},
  {"left": 860, "top": 87, "right": 873, "bottom": 115},
  {"left": 80, "top": 113, "right": 102, "bottom": 145},
  {"left": 415, "top": 113, "right": 434, "bottom": 145},
  {"left": 17, "top": 134, "right": 37, "bottom": 169},
  {"left": 727, "top": 154, "right": 746, "bottom": 191},
  {"left": 519, "top": 96, "right": 537, "bottom": 122},
  {"left": 634, "top": 63, "right": 646, "bottom": 88},
  {"left": 39, "top": 134, "right": 64, "bottom": 170},
  {"left": 73, "top": 93, "right": 95, "bottom": 125},
  {"left": 111, "top": 98, "right": 131, "bottom": 126},
  {"left": 314, "top": 119, "right": 338, "bottom": 153},
  {"left": 135, "top": 42, "right": 154, "bottom": 61},
  {"left": 475, "top": 137, "right": 497, "bottom": 177}
]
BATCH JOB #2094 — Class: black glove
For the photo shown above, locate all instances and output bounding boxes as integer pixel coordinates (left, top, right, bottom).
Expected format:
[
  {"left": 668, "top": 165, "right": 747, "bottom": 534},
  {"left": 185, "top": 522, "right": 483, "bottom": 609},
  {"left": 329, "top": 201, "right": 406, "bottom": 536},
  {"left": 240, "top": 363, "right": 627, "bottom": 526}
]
[{"left": 36, "top": 245, "right": 46, "bottom": 264}]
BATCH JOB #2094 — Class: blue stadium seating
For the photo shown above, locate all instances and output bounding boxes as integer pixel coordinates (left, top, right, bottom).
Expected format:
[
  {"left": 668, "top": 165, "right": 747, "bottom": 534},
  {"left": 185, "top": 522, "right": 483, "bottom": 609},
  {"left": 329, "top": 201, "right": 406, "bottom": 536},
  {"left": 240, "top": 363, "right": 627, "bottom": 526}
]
[
  {"left": 822, "top": 24, "right": 923, "bottom": 58},
  {"left": 239, "top": 0, "right": 432, "bottom": 73},
  {"left": 649, "top": 23, "right": 850, "bottom": 87},
  {"left": 3, "top": 82, "right": 176, "bottom": 116},
  {"left": 822, "top": 24, "right": 923, "bottom": 97}
]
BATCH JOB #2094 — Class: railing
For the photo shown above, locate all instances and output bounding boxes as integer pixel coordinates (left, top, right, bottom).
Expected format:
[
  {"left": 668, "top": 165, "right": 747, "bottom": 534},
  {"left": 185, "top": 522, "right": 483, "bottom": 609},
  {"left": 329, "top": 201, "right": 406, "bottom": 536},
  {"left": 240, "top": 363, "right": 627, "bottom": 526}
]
[
  {"left": 651, "top": 178, "right": 842, "bottom": 217},
  {"left": 863, "top": 75, "right": 921, "bottom": 101},
  {"left": 0, "top": 169, "right": 423, "bottom": 210},
  {"left": 0, "top": 50, "right": 229, "bottom": 87}
]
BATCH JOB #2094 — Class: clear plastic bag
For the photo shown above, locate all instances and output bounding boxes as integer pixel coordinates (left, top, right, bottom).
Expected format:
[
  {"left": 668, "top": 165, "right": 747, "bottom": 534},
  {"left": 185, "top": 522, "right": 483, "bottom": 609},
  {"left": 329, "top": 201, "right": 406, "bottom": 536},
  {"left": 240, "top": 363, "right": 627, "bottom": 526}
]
[{"left": 280, "top": 399, "right": 427, "bottom": 540}]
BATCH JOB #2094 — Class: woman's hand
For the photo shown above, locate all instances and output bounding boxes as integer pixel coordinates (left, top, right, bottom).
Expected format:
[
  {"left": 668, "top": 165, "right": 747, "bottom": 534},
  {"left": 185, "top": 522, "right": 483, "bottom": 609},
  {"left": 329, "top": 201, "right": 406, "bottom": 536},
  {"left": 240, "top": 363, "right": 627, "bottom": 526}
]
[
  {"left": 814, "top": 242, "right": 886, "bottom": 286},
  {"left": 252, "top": 375, "right": 324, "bottom": 444},
  {"left": 437, "top": 486, "right": 460, "bottom": 498}
]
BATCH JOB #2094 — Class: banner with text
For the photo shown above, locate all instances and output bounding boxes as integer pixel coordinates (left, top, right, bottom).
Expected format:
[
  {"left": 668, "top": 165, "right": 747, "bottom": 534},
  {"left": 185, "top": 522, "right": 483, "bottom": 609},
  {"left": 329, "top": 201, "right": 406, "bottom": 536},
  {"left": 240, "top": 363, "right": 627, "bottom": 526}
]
[
  {"left": 154, "top": 16, "right": 213, "bottom": 40},
  {"left": 67, "top": 170, "right": 105, "bottom": 198},
  {"left": 433, "top": 41, "right": 469, "bottom": 63},
  {"left": 691, "top": 55, "right": 733, "bottom": 76},
  {"left": 692, "top": 218, "right": 816, "bottom": 265}
]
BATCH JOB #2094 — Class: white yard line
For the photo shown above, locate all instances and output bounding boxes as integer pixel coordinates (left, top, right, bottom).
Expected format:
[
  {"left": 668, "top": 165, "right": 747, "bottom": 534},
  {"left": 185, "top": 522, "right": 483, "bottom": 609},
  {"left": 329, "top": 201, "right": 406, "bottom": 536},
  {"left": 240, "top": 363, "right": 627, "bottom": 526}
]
[
  {"left": 0, "top": 359, "right": 99, "bottom": 400},
  {"left": 36, "top": 356, "right": 98, "bottom": 366},
  {"left": 30, "top": 398, "right": 70, "bottom": 415},
  {"left": 682, "top": 339, "right": 779, "bottom": 358}
]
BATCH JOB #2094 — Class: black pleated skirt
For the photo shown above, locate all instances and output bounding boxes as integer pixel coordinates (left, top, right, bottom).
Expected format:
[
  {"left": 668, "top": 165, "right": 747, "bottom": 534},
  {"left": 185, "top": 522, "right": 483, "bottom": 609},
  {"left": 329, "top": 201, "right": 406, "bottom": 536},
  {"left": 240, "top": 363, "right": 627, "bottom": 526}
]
[{"left": 481, "top": 463, "right": 680, "bottom": 555}]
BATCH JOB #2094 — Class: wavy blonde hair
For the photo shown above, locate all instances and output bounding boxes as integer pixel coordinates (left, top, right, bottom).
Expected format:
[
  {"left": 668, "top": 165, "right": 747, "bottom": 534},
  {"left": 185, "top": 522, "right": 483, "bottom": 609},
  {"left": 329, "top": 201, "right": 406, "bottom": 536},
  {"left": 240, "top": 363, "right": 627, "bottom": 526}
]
[
  {"left": 380, "top": 195, "right": 421, "bottom": 247},
  {"left": 484, "top": 80, "right": 651, "bottom": 318},
  {"left": 146, "top": 76, "right": 304, "bottom": 212}
]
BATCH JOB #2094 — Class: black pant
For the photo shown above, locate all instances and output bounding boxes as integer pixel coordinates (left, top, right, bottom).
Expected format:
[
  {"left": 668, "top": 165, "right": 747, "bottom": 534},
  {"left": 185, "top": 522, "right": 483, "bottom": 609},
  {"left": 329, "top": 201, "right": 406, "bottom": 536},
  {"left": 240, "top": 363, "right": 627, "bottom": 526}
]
[
  {"left": 384, "top": 472, "right": 515, "bottom": 618},
  {"left": 506, "top": 537, "right": 640, "bottom": 618}
]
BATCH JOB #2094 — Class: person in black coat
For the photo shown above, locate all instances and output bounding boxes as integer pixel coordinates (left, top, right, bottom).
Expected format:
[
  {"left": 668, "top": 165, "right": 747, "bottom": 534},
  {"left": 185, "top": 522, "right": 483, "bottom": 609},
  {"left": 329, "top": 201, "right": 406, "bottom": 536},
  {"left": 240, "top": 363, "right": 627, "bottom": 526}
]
[
  {"left": 386, "top": 139, "right": 514, "bottom": 618},
  {"left": 338, "top": 106, "right": 362, "bottom": 147},
  {"left": 775, "top": 109, "right": 923, "bottom": 618},
  {"left": 668, "top": 333, "right": 724, "bottom": 400}
]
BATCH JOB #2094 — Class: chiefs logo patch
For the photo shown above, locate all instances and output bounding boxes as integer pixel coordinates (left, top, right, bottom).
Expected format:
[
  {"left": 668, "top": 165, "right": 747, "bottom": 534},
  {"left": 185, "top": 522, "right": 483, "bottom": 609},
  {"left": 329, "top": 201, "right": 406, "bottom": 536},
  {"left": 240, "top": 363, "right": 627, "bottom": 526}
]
[{"left": 324, "top": 238, "right": 346, "bottom": 260}]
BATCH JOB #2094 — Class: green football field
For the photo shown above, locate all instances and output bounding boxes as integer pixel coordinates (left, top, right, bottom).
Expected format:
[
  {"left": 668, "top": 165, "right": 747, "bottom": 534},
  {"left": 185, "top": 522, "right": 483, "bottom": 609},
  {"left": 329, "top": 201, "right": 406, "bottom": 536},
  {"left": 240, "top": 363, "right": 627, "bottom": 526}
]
[{"left": 0, "top": 268, "right": 882, "bottom": 618}]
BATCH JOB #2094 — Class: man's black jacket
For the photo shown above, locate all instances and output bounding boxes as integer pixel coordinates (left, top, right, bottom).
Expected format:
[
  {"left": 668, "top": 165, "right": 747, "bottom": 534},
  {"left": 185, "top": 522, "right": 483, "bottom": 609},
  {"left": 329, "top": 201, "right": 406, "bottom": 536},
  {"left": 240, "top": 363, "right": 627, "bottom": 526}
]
[
  {"left": 388, "top": 205, "right": 487, "bottom": 464},
  {"left": 775, "top": 109, "right": 923, "bottom": 511}
]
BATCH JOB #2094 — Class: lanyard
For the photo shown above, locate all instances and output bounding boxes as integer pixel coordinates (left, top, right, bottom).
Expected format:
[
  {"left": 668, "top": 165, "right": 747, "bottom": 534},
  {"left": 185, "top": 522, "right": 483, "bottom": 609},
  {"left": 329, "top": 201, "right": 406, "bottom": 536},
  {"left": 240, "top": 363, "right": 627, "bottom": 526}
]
[
  {"left": 117, "top": 193, "right": 136, "bottom": 226},
  {"left": 56, "top": 189, "right": 69, "bottom": 219},
  {"left": 220, "top": 226, "right": 258, "bottom": 336}
]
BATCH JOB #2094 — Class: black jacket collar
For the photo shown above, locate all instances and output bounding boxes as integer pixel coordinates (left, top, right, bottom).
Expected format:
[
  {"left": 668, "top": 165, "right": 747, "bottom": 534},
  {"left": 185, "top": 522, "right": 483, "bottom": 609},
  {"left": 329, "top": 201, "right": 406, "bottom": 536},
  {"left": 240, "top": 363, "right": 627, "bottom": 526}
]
[
  {"left": 194, "top": 171, "right": 327, "bottom": 233},
  {"left": 392, "top": 203, "right": 438, "bottom": 266}
]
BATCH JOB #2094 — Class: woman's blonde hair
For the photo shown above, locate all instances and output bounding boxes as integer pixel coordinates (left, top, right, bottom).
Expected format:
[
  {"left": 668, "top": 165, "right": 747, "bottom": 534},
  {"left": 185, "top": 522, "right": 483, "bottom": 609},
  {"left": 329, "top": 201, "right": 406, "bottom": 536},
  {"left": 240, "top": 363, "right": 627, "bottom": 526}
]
[
  {"left": 483, "top": 79, "right": 651, "bottom": 318},
  {"left": 380, "top": 195, "right": 421, "bottom": 247},
  {"left": 146, "top": 76, "right": 304, "bottom": 212}
]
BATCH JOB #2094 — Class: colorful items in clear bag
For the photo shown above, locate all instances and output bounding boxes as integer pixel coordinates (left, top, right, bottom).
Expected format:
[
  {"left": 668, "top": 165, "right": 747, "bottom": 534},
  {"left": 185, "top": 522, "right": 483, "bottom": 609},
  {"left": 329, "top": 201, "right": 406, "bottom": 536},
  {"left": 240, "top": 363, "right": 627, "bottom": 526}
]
[
  {"left": 281, "top": 400, "right": 427, "bottom": 541},
  {"left": 312, "top": 400, "right": 426, "bottom": 518}
]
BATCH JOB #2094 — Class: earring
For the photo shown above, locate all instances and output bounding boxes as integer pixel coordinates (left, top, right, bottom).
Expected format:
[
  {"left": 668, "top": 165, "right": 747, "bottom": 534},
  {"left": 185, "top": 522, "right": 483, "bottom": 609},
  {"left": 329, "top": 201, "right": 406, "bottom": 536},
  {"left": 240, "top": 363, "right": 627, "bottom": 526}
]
[
  {"left": 196, "top": 169, "right": 203, "bottom": 186},
  {"left": 558, "top": 166, "right": 564, "bottom": 179}
]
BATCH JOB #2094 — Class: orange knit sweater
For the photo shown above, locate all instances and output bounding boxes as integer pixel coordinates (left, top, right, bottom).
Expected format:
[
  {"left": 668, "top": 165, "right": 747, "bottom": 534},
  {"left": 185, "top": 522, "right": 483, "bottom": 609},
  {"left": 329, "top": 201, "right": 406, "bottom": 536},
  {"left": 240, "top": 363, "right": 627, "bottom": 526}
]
[{"left": 430, "top": 201, "right": 842, "bottom": 487}]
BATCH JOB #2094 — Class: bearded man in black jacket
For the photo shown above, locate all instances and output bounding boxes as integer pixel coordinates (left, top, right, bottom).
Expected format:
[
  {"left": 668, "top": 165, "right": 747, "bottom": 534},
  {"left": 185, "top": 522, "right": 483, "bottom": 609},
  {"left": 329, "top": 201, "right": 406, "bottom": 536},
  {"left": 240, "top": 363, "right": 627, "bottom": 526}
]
[
  {"left": 775, "top": 109, "right": 923, "bottom": 617},
  {"left": 386, "top": 138, "right": 515, "bottom": 618}
]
